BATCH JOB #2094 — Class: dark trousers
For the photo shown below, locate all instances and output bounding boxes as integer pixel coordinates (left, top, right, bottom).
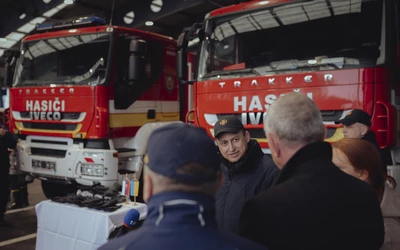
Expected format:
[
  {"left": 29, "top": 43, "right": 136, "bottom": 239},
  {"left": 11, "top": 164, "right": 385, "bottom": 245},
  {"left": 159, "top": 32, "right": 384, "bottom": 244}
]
[{"left": 0, "top": 176, "right": 9, "bottom": 221}]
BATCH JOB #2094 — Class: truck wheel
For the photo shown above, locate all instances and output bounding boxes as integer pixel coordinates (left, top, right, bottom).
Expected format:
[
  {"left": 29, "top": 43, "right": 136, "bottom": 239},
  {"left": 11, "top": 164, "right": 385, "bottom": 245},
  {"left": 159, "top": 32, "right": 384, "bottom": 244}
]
[{"left": 41, "top": 181, "right": 77, "bottom": 199}]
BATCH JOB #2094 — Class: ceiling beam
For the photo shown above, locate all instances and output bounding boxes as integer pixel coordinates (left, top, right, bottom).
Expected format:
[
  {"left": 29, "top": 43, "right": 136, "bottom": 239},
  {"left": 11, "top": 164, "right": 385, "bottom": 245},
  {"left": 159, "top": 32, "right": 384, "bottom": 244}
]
[
  {"left": 0, "top": 0, "right": 66, "bottom": 39},
  {"left": 113, "top": 0, "right": 205, "bottom": 29}
]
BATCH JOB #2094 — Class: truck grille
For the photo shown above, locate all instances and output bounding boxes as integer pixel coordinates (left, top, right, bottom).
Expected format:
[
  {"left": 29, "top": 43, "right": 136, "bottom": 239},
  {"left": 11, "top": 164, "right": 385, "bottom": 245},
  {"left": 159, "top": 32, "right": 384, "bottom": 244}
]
[
  {"left": 23, "top": 123, "right": 77, "bottom": 131},
  {"left": 19, "top": 112, "right": 81, "bottom": 120},
  {"left": 31, "top": 147, "right": 67, "bottom": 158}
]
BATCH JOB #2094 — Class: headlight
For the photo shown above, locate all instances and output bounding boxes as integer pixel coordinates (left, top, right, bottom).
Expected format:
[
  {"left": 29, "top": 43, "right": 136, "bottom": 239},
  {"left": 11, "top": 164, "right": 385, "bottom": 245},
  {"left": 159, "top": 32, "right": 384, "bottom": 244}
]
[
  {"left": 81, "top": 164, "right": 104, "bottom": 177},
  {"left": 83, "top": 152, "right": 104, "bottom": 158}
]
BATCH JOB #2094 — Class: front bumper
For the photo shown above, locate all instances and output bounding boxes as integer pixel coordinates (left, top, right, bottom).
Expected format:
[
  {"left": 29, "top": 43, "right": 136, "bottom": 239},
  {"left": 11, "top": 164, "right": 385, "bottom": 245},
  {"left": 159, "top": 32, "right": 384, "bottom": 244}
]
[{"left": 15, "top": 135, "right": 119, "bottom": 187}]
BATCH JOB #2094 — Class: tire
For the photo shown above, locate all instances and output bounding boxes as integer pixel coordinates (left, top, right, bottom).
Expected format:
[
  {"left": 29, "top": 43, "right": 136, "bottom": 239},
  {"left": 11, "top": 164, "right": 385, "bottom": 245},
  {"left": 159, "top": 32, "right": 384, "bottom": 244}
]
[{"left": 41, "top": 180, "right": 77, "bottom": 199}]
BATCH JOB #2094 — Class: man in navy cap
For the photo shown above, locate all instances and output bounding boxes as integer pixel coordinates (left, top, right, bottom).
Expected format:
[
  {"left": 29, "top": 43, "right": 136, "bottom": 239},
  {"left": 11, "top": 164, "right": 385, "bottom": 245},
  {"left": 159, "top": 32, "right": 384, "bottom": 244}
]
[
  {"left": 98, "top": 123, "right": 268, "bottom": 250},
  {"left": 213, "top": 115, "right": 279, "bottom": 234},
  {"left": 335, "top": 108, "right": 386, "bottom": 172}
]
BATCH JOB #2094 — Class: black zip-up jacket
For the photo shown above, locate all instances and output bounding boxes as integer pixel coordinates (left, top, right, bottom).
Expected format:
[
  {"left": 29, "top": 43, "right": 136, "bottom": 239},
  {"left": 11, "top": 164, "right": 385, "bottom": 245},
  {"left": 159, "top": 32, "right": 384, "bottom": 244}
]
[
  {"left": 362, "top": 130, "right": 387, "bottom": 172},
  {"left": 215, "top": 140, "right": 279, "bottom": 234},
  {"left": 238, "top": 142, "right": 384, "bottom": 250},
  {"left": 0, "top": 131, "right": 17, "bottom": 176}
]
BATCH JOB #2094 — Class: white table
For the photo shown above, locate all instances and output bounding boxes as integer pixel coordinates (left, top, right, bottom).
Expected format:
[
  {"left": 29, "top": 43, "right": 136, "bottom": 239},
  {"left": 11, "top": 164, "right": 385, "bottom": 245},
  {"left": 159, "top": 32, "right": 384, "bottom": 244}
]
[{"left": 35, "top": 200, "right": 147, "bottom": 250}]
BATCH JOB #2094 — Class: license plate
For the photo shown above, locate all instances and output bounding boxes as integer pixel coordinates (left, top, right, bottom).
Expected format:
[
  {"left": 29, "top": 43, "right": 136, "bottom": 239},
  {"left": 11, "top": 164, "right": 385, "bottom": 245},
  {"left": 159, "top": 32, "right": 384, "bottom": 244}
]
[{"left": 32, "top": 160, "right": 56, "bottom": 172}]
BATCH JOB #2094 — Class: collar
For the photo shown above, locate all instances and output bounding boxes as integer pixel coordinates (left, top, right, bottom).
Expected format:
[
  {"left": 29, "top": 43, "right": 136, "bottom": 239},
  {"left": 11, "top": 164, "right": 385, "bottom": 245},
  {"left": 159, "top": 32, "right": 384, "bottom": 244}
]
[
  {"left": 143, "top": 191, "right": 217, "bottom": 228},
  {"left": 275, "top": 142, "right": 333, "bottom": 185},
  {"left": 219, "top": 140, "right": 263, "bottom": 173},
  {"left": 361, "top": 131, "right": 378, "bottom": 145}
]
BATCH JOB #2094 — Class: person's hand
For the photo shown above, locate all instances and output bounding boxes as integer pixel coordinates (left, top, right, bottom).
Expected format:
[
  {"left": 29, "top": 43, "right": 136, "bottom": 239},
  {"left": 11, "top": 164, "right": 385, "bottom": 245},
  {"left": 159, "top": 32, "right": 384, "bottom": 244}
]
[{"left": 0, "top": 128, "right": 6, "bottom": 136}]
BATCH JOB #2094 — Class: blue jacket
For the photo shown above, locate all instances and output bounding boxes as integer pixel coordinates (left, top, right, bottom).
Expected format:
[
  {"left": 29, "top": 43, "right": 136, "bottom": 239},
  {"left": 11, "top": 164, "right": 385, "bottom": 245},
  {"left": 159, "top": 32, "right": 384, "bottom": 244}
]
[
  {"left": 98, "top": 191, "right": 268, "bottom": 250},
  {"left": 216, "top": 140, "right": 279, "bottom": 233}
]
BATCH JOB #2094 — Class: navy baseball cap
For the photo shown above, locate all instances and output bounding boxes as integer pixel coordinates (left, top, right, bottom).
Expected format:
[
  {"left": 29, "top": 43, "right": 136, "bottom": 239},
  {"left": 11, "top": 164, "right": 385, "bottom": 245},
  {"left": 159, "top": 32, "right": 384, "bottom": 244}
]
[
  {"left": 213, "top": 115, "right": 244, "bottom": 138},
  {"left": 146, "top": 123, "right": 220, "bottom": 184},
  {"left": 335, "top": 109, "right": 372, "bottom": 127}
]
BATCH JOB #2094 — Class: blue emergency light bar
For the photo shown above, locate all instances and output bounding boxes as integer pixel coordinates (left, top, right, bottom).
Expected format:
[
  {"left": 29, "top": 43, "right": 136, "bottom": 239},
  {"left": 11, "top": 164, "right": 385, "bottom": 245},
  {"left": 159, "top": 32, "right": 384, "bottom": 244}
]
[{"left": 37, "top": 16, "right": 107, "bottom": 31}]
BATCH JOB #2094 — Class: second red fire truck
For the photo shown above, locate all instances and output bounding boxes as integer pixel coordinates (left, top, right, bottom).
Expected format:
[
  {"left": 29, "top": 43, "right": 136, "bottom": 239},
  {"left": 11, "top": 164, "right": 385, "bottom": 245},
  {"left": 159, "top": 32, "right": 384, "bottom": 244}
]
[{"left": 177, "top": 0, "right": 400, "bottom": 186}]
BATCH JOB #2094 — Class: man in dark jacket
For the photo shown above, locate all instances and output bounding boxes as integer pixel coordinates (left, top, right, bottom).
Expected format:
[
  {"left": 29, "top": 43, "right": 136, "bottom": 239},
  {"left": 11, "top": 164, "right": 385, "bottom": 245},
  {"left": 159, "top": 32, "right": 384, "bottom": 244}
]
[
  {"left": 334, "top": 108, "right": 387, "bottom": 172},
  {"left": 214, "top": 115, "right": 279, "bottom": 234},
  {"left": 239, "top": 93, "right": 384, "bottom": 250},
  {"left": 0, "top": 127, "right": 17, "bottom": 226},
  {"left": 98, "top": 123, "right": 268, "bottom": 250}
]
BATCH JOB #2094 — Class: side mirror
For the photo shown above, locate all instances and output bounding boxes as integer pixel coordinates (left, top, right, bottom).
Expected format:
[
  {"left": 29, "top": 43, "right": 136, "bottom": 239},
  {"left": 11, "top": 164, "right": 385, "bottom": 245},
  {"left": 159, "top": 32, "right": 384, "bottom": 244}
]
[
  {"left": 128, "top": 39, "right": 147, "bottom": 84},
  {"left": 177, "top": 31, "right": 188, "bottom": 82},
  {"left": 3, "top": 64, "right": 13, "bottom": 88},
  {"left": 3, "top": 51, "right": 19, "bottom": 88},
  {"left": 177, "top": 23, "right": 203, "bottom": 84}
]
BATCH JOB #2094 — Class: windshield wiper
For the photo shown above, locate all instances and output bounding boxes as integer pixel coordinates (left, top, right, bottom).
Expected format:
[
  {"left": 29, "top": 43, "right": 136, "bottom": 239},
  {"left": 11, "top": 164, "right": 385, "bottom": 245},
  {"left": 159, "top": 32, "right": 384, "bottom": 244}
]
[
  {"left": 202, "top": 68, "right": 260, "bottom": 79},
  {"left": 71, "top": 58, "right": 105, "bottom": 84},
  {"left": 293, "top": 63, "right": 340, "bottom": 70},
  {"left": 266, "top": 62, "right": 340, "bottom": 73},
  {"left": 19, "top": 80, "right": 41, "bottom": 86}
]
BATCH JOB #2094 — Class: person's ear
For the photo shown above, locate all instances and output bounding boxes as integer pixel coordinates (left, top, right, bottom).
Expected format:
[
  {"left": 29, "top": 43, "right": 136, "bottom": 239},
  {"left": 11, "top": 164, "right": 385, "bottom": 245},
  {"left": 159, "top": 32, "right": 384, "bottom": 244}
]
[
  {"left": 267, "top": 132, "right": 282, "bottom": 168},
  {"left": 360, "top": 124, "right": 368, "bottom": 136},
  {"left": 245, "top": 131, "right": 251, "bottom": 143},
  {"left": 359, "top": 170, "right": 369, "bottom": 182}
]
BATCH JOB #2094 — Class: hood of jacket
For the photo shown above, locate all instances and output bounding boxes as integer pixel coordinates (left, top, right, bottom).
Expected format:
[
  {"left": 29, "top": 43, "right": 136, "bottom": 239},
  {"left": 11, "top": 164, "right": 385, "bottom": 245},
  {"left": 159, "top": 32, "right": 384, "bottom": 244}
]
[{"left": 381, "top": 182, "right": 400, "bottom": 217}]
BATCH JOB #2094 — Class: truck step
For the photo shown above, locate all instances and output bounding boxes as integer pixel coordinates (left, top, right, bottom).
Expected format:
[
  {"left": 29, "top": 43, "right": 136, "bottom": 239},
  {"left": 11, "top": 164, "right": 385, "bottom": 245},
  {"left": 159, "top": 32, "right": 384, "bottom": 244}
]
[{"left": 116, "top": 148, "right": 136, "bottom": 158}]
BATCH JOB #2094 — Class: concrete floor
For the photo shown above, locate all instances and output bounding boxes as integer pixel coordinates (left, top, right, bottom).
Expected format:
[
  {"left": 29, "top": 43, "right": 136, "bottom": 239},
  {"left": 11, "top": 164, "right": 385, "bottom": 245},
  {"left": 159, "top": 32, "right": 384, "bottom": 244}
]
[{"left": 0, "top": 179, "right": 47, "bottom": 249}]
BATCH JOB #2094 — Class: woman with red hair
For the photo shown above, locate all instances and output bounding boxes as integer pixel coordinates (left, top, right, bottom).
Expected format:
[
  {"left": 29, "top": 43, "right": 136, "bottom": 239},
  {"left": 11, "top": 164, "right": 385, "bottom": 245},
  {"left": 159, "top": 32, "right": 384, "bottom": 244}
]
[{"left": 332, "top": 138, "right": 400, "bottom": 250}]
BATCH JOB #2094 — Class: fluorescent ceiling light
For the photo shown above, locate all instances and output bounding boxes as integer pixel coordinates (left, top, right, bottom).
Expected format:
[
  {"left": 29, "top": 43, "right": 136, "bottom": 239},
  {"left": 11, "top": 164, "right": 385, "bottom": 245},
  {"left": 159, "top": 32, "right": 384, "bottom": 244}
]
[
  {"left": 252, "top": 10, "right": 279, "bottom": 29},
  {"left": 64, "top": 0, "right": 74, "bottom": 4},
  {"left": 303, "top": 2, "right": 331, "bottom": 20},
  {"left": 43, "top": 7, "right": 60, "bottom": 17},
  {"left": 150, "top": 0, "right": 163, "bottom": 13},
  {"left": 30, "top": 17, "right": 47, "bottom": 25},
  {"left": 0, "top": 38, "right": 7, "bottom": 42},
  {"left": 18, "top": 17, "right": 47, "bottom": 33},
  {"left": 124, "top": 11, "right": 135, "bottom": 24},
  {"left": 330, "top": 0, "right": 362, "bottom": 15},
  {"left": 43, "top": 2, "right": 68, "bottom": 17},
  {"left": 6, "top": 32, "right": 25, "bottom": 41},
  {"left": 0, "top": 39, "right": 18, "bottom": 49},
  {"left": 274, "top": 5, "right": 308, "bottom": 25},
  {"left": 145, "top": 21, "right": 154, "bottom": 26},
  {"left": 17, "top": 23, "right": 36, "bottom": 33},
  {"left": 19, "top": 13, "right": 27, "bottom": 20}
]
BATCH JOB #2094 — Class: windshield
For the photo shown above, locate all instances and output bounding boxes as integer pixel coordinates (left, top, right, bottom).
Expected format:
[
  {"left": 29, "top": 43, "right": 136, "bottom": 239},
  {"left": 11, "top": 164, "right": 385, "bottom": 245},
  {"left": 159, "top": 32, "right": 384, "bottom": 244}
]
[
  {"left": 14, "top": 32, "right": 111, "bottom": 86},
  {"left": 198, "top": 0, "right": 383, "bottom": 79}
]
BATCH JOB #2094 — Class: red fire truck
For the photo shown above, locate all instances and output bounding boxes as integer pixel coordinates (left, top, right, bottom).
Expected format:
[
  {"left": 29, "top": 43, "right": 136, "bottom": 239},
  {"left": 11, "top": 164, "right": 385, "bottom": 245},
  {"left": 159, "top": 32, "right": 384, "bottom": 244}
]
[
  {"left": 177, "top": 0, "right": 400, "bottom": 184},
  {"left": 4, "top": 16, "right": 184, "bottom": 197}
]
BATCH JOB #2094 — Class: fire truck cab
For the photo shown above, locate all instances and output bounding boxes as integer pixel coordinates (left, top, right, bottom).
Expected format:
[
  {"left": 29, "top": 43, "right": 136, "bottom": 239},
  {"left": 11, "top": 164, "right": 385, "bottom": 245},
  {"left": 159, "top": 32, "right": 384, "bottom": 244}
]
[
  {"left": 177, "top": 0, "right": 400, "bottom": 188},
  {"left": 5, "top": 16, "right": 182, "bottom": 198}
]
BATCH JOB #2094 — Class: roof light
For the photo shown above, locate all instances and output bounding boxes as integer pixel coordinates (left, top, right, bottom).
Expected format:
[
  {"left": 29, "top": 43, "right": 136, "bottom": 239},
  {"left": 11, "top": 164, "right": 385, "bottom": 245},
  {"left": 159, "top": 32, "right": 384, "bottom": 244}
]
[
  {"left": 150, "top": 0, "right": 163, "bottom": 13},
  {"left": 64, "top": 0, "right": 74, "bottom": 4},
  {"left": 6, "top": 32, "right": 25, "bottom": 41},
  {"left": 36, "top": 16, "right": 106, "bottom": 31},
  {"left": 145, "top": 21, "right": 154, "bottom": 26},
  {"left": 124, "top": 11, "right": 135, "bottom": 24},
  {"left": 19, "top": 13, "right": 26, "bottom": 20}
]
